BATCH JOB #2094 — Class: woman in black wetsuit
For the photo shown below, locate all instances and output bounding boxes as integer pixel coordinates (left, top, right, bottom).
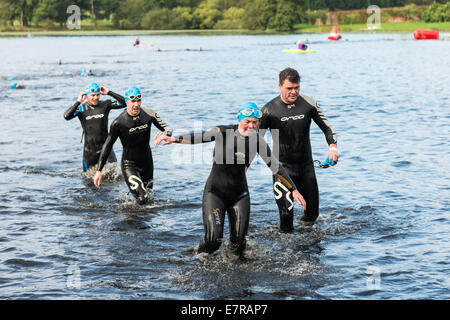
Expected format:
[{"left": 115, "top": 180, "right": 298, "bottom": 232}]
[
  {"left": 93, "top": 86, "right": 173, "bottom": 205},
  {"left": 155, "top": 102, "right": 306, "bottom": 258}
]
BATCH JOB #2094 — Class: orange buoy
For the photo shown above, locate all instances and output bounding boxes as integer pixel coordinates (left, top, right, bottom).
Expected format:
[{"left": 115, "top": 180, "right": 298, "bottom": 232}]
[
  {"left": 328, "top": 25, "right": 342, "bottom": 41},
  {"left": 413, "top": 29, "right": 439, "bottom": 40}
]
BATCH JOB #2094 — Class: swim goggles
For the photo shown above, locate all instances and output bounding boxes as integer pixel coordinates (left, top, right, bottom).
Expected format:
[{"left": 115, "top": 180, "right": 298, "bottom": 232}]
[
  {"left": 87, "top": 88, "right": 100, "bottom": 94},
  {"left": 127, "top": 94, "right": 142, "bottom": 101},
  {"left": 237, "top": 108, "right": 262, "bottom": 119}
]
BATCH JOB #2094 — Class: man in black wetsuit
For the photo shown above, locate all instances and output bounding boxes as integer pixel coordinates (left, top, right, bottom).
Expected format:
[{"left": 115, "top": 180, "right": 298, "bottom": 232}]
[
  {"left": 64, "top": 82, "right": 126, "bottom": 171},
  {"left": 154, "top": 102, "right": 306, "bottom": 258},
  {"left": 93, "top": 86, "right": 173, "bottom": 205},
  {"left": 259, "top": 68, "right": 338, "bottom": 231}
]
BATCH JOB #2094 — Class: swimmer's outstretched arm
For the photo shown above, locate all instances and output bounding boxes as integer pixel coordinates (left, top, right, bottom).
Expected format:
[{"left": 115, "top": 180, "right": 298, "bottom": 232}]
[
  {"left": 154, "top": 126, "right": 221, "bottom": 146},
  {"left": 93, "top": 120, "right": 120, "bottom": 188},
  {"left": 64, "top": 92, "right": 87, "bottom": 120},
  {"left": 256, "top": 134, "right": 306, "bottom": 210}
]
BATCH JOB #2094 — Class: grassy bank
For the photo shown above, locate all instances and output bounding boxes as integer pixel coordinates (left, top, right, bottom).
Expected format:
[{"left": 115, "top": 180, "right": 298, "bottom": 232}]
[
  {"left": 293, "top": 21, "right": 450, "bottom": 33},
  {"left": 2, "top": 20, "right": 450, "bottom": 37}
]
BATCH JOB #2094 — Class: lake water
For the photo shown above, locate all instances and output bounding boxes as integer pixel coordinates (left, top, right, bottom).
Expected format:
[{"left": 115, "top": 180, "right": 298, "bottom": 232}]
[{"left": 0, "top": 33, "right": 449, "bottom": 300}]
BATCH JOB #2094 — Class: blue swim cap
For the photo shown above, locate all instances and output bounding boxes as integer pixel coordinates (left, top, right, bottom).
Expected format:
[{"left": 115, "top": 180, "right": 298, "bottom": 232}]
[
  {"left": 85, "top": 82, "right": 100, "bottom": 94},
  {"left": 124, "top": 86, "right": 142, "bottom": 102},
  {"left": 237, "top": 102, "right": 261, "bottom": 122},
  {"left": 11, "top": 82, "right": 18, "bottom": 89}
]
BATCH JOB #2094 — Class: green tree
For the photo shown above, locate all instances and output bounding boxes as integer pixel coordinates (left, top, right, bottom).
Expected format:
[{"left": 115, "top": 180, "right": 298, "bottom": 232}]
[
  {"left": 115, "top": 0, "right": 148, "bottom": 29},
  {"left": 242, "top": 0, "right": 277, "bottom": 30},
  {"left": 192, "top": 0, "right": 223, "bottom": 29},
  {"left": 268, "top": 0, "right": 303, "bottom": 31},
  {"left": 0, "top": 0, "right": 39, "bottom": 27},
  {"left": 214, "top": 6, "right": 245, "bottom": 29},
  {"left": 421, "top": 1, "right": 449, "bottom": 22},
  {"left": 34, "top": 0, "right": 82, "bottom": 27}
]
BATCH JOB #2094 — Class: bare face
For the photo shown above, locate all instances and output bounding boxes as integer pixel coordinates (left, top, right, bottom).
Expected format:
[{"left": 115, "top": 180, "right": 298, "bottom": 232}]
[
  {"left": 238, "top": 117, "right": 259, "bottom": 136},
  {"left": 126, "top": 99, "right": 141, "bottom": 117},
  {"left": 279, "top": 80, "right": 300, "bottom": 104},
  {"left": 87, "top": 93, "right": 100, "bottom": 106}
]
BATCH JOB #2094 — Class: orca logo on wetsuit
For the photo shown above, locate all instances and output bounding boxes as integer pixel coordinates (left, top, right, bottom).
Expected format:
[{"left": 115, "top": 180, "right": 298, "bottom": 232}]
[
  {"left": 273, "top": 181, "right": 294, "bottom": 211},
  {"left": 280, "top": 115, "right": 305, "bottom": 122},
  {"left": 85, "top": 114, "right": 104, "bottom": 120},
  {"left": 128, "top": 175, "right": 146, "bottom": 192},
  {"left": 129, "top": 124, "right": 148, "bottom": 134},
  {"left": 212, "top": 208, "right": 221, "bottom": 225}
]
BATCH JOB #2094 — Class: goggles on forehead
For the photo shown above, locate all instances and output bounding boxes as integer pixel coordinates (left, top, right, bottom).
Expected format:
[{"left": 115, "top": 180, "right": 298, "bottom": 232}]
[
  {"left": 88, "top": 88, "right": 100, "bottom": 94},
  {"left": 237, "top": 108, "right": 262, "bottom": 119}
]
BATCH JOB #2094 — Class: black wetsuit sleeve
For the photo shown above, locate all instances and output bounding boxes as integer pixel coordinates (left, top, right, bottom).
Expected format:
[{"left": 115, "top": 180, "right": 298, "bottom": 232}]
[
  {"left": 311, "top": 102, "right": 337, "bottom": 145},
  {"left": 97, "top": 120, "right": 120, "bottom": 171},
  {"left": 64, "top": 101, "right": 81, "bottom": 120},
  {"left": 151, "top": 112, "right": 173, "bottom": 135},
  {"left": 106, "top": 91, "right": 126, "bottom": 109},
  {"left": 257, "top": 135, "right": 297, "bottom": 192},
  {"left": 142, "top": 108, "right": 173, "bottom": 136},
  {"left": 173, "top": 126, "right": 221, "bottom": 144}
]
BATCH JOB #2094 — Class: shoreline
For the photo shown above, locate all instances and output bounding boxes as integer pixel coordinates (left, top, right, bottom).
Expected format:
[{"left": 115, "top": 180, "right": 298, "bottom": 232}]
[{"left": 1, "top": 21, "right": 450, "bottom": 37}]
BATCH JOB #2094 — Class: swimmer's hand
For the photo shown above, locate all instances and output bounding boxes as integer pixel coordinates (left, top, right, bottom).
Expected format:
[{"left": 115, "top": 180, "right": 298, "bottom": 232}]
[
  {"left": 292, "top": 189, "right": 307, "bottom": 211},
  {"left": 154, "top": 132, "right": 175, "bottom": 146},
  {"left": 327, "top": 144, "right": 339, "bottom": 164},
  {"left": 93, "top": 171, "right": 102, "bottom": 188},
  {"left": 77, "top": 92, "right": 87, "bottom": 103},
  {"left": 100, "top": 86, "right": 109, "bottom": 95}
]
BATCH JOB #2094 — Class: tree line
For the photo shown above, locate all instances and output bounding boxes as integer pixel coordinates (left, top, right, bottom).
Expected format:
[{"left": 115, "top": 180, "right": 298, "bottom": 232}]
[{"left": 0, "top": 0, "right": 448, "bottom": 31}]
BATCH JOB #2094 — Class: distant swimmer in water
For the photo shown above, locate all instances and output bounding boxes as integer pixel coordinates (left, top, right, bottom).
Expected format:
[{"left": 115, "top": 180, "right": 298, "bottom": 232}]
[
  {"left": 64, "top": 82, "right": 126, "bottom": 171},
  {"left": 296, "top": 41, "right": 308, "bottom": 50},
  {"left": 133, "top": 37, "right": 140, "bottom": 46},
  {"left": 154, "top": 103, "right": 306, "bottom": 259},
  {"left": 80, "top": 69, "right": 93, "bottom": 77},
  {"left": 57, "top": 59, "right": 62, "bottom": 65},
  {"left": 93, "top": 86, "right": 173, "bottom": 205},
  {"left": 10, "top": 82, "right": 25, "bottom": 89}
]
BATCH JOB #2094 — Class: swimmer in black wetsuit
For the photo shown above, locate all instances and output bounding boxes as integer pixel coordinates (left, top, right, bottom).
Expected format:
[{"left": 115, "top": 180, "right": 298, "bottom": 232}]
[
  {"left": 155, "top": 102, "right": 306, "bottom": 258},
  {"left": 259, "top": 68, "right": 338, "bottom": 231},
  {"left": 93, "top": 86, "right": 173, "bottom": 205},
  {"left": 64, "top": 82, "right": 126, "bottom": 171}
]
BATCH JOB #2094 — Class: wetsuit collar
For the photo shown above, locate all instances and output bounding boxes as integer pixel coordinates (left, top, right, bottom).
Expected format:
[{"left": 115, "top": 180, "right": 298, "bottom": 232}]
[
  {"left": 280, "top": 95, "right": 298, "bottom": 109},
  {"left": 126, "top": 109, "right": 141, "bottom": 120}
]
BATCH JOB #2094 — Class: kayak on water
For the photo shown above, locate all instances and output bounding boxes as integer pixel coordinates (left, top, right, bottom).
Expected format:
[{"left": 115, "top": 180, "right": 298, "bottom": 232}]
[{"left": 282, "top": 49, "right": 317, "bottom": 54}]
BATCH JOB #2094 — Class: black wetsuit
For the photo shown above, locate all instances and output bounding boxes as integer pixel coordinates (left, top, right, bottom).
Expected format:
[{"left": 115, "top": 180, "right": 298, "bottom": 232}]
[
  {"left": 259, "top": 94, "right": 337, "bottom": 230},
  {"left": 174, "top": 125, "right": 297, "bottom": 257},
  {"left": 97, "top": 108, "right": 172, "bottom": 205},
  {"left": 64, "top": 91, "right": 125, "bottom": 171}
]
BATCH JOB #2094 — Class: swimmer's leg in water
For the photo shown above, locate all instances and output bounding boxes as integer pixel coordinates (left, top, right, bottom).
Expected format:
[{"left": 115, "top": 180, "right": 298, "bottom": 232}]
[
  {"left": 198, "top": 192, "right": 226, "bottom": 254},
  {"left": 122, "top": 160, "right": 153, "bottom": 205},
  {"left": 273, "top": 163, "right": 319, "bottom": 231},
  {"left": 82, "top": 149, "right": 117, "bottom": 172},
  {"left": 227, "top": 194, "right": 250, "bottom": 257}
]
